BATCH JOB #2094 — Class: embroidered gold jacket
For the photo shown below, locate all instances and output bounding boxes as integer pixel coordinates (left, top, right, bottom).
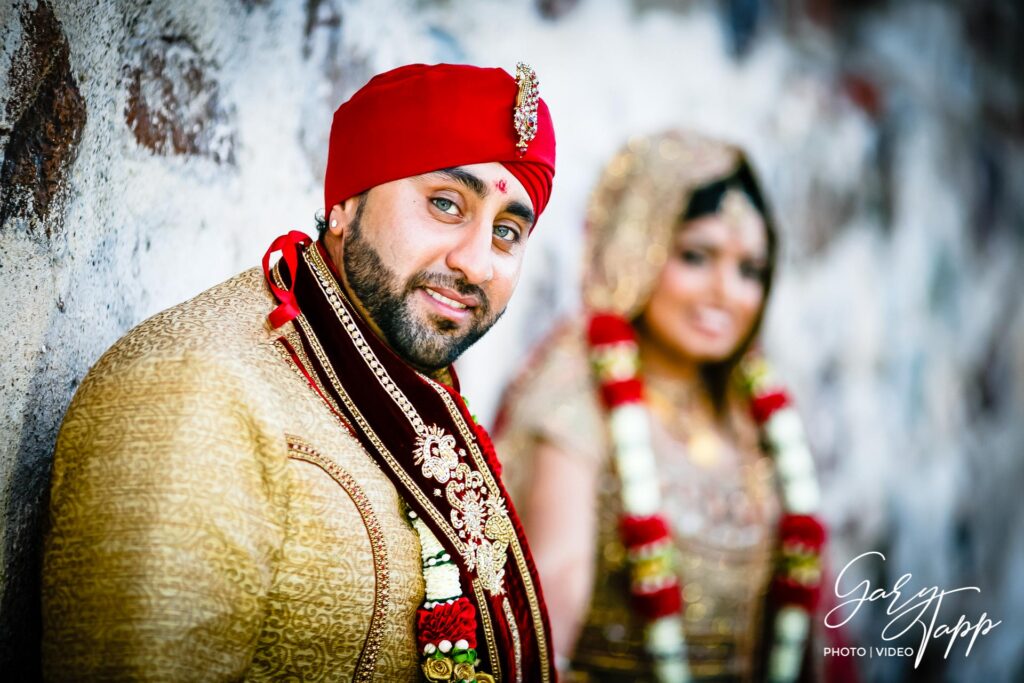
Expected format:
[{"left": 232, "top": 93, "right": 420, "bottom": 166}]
[{"left": 43, "top": 268, "right": 424, "bottom": 681}]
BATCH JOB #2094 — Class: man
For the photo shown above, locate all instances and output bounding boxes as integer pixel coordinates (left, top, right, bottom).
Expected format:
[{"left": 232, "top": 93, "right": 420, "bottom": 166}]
[{"left": 43, "top": 62, "right": 556, "bottom": 682}]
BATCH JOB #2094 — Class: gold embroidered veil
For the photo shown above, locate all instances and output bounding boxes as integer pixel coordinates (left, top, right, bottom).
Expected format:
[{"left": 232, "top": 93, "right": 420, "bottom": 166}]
[{"left": 583, "top": 129, "right": 755, "bottom": 319}]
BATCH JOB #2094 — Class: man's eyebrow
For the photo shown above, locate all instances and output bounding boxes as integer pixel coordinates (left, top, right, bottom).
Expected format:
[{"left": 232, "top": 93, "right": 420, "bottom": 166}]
[
  {"left": 504, "top": 200, "right": 535, "bottom": 230},
  {"left": 425, "top": 167, "right": 535, "bottom": 229},
  {"left": 429, "top": 167, "right": 488, "bottom": 199}
]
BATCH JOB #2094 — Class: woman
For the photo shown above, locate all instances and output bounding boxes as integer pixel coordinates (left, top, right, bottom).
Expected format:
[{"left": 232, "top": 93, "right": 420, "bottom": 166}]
[{"left": 494, "top": 131, "right": 826, "bottom": 683}]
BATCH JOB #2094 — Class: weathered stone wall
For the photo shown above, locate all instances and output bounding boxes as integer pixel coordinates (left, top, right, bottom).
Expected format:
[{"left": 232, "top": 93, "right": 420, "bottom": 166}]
[
  {"left": 1, "top": 0, "right": 1021, "bottom": 679},
  {"left": 0, "top": 0, "right": 357, "bottom": 673}
]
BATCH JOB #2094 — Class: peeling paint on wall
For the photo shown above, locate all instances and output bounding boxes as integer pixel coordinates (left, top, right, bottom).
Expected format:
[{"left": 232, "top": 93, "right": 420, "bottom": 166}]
[
  {"left": 123, "top": 34, "right": 236, "bottom": 164},
  {"left": 0, "top": 0, "right": 86, "bottom": 233}
]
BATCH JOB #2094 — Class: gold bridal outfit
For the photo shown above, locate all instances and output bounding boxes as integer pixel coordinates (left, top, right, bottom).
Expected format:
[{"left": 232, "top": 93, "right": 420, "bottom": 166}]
[{"left": 496, "top": 132, "right": 782, "bottom": 682}]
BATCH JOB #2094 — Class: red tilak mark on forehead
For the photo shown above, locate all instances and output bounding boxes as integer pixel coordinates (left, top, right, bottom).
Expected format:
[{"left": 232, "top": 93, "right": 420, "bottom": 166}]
[{"left": 495, "top": 179, "right": 508, "bottom": 194}]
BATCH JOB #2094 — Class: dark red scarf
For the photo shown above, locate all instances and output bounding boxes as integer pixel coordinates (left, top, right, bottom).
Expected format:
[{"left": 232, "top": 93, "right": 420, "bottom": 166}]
[{"left": 264, "top": 232, "right": 554, "bottom": 682}]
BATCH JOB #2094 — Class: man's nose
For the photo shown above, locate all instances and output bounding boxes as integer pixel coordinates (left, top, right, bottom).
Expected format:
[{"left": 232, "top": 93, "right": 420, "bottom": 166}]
[{"left": 445, "top": 217, "right": 494, "bottom": 285}]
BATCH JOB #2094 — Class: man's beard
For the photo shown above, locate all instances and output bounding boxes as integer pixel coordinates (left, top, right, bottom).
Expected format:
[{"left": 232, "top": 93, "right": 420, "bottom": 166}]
[{"left": 341, "top": 216, "right": 503, "bottom": 372}]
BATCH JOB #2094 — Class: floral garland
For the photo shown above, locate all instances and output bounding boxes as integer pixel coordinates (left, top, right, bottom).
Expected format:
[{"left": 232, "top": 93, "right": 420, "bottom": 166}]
[
  {"left": 587, "top": 313, "right": 826, "bottom": 683},
  {"left": 743, "top": 354, "right": 826, "bottom": 683},
  {"left": 406, "top": 407, "right": 501, "bottom": 683},
  {"left": 408, "top": 507, "right": 495, "bottom": 683}
]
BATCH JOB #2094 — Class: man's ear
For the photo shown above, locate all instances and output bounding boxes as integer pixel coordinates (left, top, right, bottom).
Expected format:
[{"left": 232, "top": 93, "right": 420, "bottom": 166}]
[{"left": 328, "top": 194, "right": 362, "bottom": 238}]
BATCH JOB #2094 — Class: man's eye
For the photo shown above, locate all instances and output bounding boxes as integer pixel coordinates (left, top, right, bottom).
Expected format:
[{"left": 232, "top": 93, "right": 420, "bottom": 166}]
[
  {"left": 431, "top": 198, "right": 459, "bottom": 215},
  {"left": 494, "top": 225, "right": 519, "bottom": 243}
]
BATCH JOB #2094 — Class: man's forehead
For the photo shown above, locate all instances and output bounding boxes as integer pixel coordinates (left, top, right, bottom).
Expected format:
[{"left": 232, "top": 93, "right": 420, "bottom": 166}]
[{"left": 421, "top": 164, "right": 531, "bottom": 206}]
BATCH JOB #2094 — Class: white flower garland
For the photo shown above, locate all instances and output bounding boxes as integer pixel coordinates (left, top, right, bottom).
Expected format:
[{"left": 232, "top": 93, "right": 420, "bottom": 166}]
[
  {"left": 607, "top": 399, "right": 692, "bottom": 683},
  {"left": 602, "top": 349, "right": 822, "bottom": 683}
]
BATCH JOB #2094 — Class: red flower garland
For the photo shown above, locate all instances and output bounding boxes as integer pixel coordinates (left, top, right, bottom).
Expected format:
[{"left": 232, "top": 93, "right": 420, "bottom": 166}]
[
  {"left": 587, "top": 313, "right": 636, "bottom": 345},
  {"left": 620, "top": 514, "right": 672, "bottom": 548},
  {"left": 780, "top": 513, "right": 827, "bottom": 550},
  {"left": 416, "top": 596, "right": 478, "bottom": 651},
  {"left": 587, "top": 313, "right": 645, "bottom": 406},
  {"left": 633, "top": 582, "right": 684, "bottom": 621},
  {"left": 774, "top": 513, "right": 827, "bottom": 610},
  {"left": 589, "top": 311, "right": 685, "bottom": 638},
  {"left": 750, "top": 389, "right": 792, "bottom": 425},
  {"left": 589, "top": 311, "right": 829, "bottom": 681},
  {"left": 599, "top": 379, "right": 644, "bottom": 407}
]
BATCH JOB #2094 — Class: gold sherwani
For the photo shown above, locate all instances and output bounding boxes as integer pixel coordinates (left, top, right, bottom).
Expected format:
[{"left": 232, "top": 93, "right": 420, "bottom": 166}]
[{"left": 43, "top": 268, "right": 423, "bottom": 681}]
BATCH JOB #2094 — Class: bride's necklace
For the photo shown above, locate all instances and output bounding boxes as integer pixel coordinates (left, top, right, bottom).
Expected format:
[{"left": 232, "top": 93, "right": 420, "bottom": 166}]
[
  {"left": 644, "top": 372, "right": 727, "bottom": 469},
  {"left": 587, "top": 312, "right": 826, "bottom": 683}
]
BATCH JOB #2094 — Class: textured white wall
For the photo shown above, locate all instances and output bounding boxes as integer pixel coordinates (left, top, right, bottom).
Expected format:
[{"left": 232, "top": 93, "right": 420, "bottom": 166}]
[{"left": 1, "top": 0, "right": 1021, "bottom": 679}]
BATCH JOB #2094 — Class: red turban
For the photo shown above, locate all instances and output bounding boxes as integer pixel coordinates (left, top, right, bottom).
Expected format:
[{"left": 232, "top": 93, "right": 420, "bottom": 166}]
[{"left": 324, "top": 63, "right": 556, "bottom": 226}]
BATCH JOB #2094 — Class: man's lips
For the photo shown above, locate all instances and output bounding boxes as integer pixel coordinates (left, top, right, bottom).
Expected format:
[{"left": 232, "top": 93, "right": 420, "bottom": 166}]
[
  {"left": 418, "top": 286, "right": 479, "bottom": 321},
  {"left": 422, "top": 285, "right": 480, "bottom": 309}
]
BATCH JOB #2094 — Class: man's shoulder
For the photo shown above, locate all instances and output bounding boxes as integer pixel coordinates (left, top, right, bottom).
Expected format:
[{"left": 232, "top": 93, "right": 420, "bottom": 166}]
[
  {"left": 74, "top": 270, "right": 278, "bottom": 397},
  {"left": 97, "top": 267, "right": 274, "bottom": 373}
]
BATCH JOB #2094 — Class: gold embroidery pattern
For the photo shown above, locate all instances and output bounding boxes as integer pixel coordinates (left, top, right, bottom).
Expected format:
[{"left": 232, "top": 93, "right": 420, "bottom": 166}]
[
  {"left": 268, "top": 265, "right": 344, "bottom": 422},
  {"left": 502, "top": 598, "right": 523, "bottom": 683},
  {"left": 280, "top": 263, "right": 497, "bottom": 669},
  {"left": 305, "top": 247, "right": 425, "bottom": 434},
  {"left": 290, "top": 302, "right": 500, "bottom": 667},
  {"left": 272, "top": 329, "right": 349, "bottom": 430},
  {"left": 280, "top": 256, "right": 456, "bottom": 555},
  {"left": 414, "top": 425, "right": 511, "bottom": 595},
  {"left": 286, "top": 437, "right": 390, "bottom": 682},
  {"left": 288, "top": 248, "right": 553, "bottom": 679},
  {"left": 44, "top": 326, "right": 288, "bottom": 678},
  {"left": 302, "top": 247, "right": 515, "bottom": 597},
  {"left": 290, "top": 309, "right": 463, "bottom": 554},
  {"left": 473, "top": 580, "right": 502, "bottom": 682},
  {"left": 414, "top": 425, "right": 463, "bottom": 483},
  {"left": 427, "top": 380, "right": 552, "bottom": 682}
]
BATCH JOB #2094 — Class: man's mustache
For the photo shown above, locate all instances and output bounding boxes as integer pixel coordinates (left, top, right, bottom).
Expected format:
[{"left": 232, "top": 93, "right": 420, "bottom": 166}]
[{"left": 407, "top": 272, "right": 490, "bottom": 316}]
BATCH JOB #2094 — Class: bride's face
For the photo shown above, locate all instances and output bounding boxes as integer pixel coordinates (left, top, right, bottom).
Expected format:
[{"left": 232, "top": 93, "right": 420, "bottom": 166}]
[{"left": 640, "top": 204, "right": 768, "bottom": 363}]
